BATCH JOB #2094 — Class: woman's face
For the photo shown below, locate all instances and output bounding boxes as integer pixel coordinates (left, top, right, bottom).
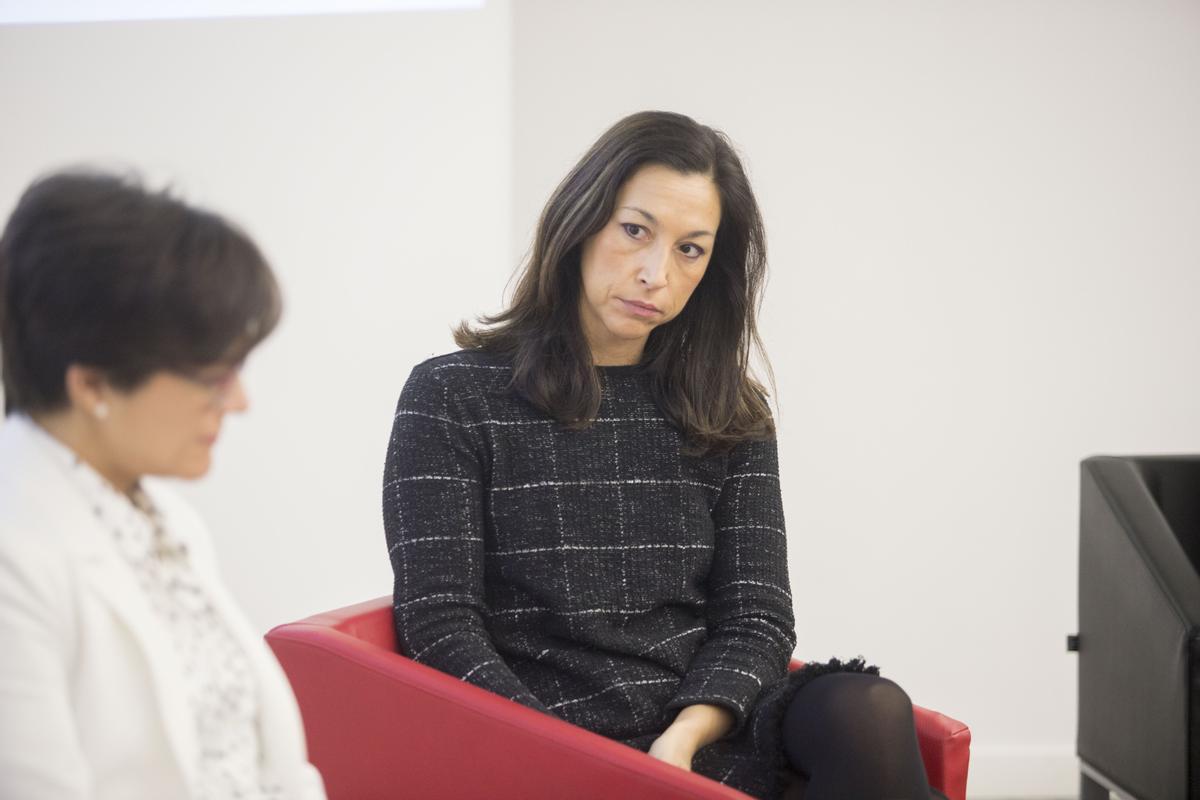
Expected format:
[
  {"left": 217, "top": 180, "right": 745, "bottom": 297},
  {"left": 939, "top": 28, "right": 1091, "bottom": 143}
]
[
  {"left": 578, "top": 164, "right": 721, "bottom": 366},
  {"left": 93, "top": 362, "right": 248, "bottom": 485}
]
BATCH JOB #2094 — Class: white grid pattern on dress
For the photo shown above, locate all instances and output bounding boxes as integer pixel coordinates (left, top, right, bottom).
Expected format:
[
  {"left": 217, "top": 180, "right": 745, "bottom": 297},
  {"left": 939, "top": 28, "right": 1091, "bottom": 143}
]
[{"left": 383, "top": 350, "right": 799, "bottom": 797}]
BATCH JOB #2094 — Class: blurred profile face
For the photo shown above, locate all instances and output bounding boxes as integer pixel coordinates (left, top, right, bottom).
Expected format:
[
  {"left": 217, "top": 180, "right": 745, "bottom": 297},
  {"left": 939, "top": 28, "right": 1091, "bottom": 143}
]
[
  {"left": 89, "top": 362, "right": 248, "bottom": 484},
  {"left": 578, "top": 163, "right": 721, "bottom": 366}
]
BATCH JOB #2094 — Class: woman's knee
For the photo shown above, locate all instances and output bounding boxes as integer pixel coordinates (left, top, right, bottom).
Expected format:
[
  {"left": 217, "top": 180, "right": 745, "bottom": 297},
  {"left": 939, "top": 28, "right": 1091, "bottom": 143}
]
[
  {"left": 860, "top": 676, "right": 915, "bottom": 725},
  {"left": 783, "top": 674, "right": 928, "bottom": 795},
  {"left": 792, "top": 673, "right": 915, "bottom": 739}
]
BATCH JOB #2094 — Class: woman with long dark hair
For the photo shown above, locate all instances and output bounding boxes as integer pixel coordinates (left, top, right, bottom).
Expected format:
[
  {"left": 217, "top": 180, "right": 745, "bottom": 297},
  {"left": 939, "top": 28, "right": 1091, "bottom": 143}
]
[{"left": 384, "top": 111, "right": 939, "bottom": 799}]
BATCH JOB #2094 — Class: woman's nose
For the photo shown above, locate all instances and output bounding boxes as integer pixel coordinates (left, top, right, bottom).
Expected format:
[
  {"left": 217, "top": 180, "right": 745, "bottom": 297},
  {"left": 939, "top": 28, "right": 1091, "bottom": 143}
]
[
  {"left": 637, "top": 245, "right": 670, "bottom": 288},
  {"left": 221, "top": 375, "right": 250, "bottom": 413}
]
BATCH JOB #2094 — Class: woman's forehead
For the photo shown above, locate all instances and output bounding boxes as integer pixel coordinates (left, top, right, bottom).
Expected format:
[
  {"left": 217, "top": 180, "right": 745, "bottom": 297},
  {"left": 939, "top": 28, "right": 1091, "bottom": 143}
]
[{"left": 616, "top": 165, "right": 721, "bottom": 231}]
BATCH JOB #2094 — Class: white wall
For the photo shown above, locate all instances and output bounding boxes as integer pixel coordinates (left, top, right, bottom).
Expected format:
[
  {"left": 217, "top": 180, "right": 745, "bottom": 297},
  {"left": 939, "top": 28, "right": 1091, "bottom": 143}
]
[
  {"left": 0, "top": 2, "right": 513, "bottom": 628},
  {"left": 512, "top": 1, "right": 1200, "bottom": 797},
  {"left": 3, "top": 2, "right": 1199, "bottom": 797}
]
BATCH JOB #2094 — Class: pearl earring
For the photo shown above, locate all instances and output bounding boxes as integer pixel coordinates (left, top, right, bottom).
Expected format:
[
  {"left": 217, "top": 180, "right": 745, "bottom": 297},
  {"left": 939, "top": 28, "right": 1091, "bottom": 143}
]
[{"left": 94, "top": 402, "right": 109, "bottom": 420}]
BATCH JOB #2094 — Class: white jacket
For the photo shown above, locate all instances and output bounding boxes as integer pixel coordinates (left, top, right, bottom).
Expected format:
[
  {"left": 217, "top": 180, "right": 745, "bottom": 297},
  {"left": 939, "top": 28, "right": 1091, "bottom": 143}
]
[{"left": 0, "top": 416, "right": 326, "bottom": 800}]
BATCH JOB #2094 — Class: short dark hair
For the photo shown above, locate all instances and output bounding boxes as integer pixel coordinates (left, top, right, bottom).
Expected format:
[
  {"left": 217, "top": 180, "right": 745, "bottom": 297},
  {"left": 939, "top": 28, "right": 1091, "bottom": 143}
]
[
  {"left": 0, "top": 169, "right": 282, "bottom": 415},
  {"left": 456, "top": 110, "right": 772, "bottom": 453}
]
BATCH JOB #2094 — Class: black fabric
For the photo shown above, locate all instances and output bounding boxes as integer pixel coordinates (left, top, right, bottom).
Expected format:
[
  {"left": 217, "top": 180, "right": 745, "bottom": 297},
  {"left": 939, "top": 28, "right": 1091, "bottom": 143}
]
[
  {"left": 1077, "top": 456, "right": 1200, "bottom": 800},
  {"left": 383, "top": 350, "right": 877, "bottom": 799},
  {"left": 1191, "top": 629, "right": 1200, "bottom": 800},
  {"left": 780, "top": 673, "right": 931, "bottom": 800},
  {"left": 1134, "top": 457, "right": 1200, "bottom": 800},
  {"left": 1137, "top": 458, "right": 1200, "bottom": 577}
]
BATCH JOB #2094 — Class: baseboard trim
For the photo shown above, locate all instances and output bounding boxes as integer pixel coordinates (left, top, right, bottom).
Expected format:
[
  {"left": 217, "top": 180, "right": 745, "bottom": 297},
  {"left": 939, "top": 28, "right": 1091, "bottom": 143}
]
[{"left": 965, "top": 745, "right": 1078, "bottom": 798}]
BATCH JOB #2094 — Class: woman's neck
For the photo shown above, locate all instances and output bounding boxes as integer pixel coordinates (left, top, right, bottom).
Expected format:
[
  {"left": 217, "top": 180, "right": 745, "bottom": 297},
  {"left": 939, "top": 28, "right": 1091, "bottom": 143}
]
[
  {"left": 588, "top": 339, "right": 645, "bottom": 367},
  {"left": 32, "top": 411, "right": 140, "bottom": 496}
]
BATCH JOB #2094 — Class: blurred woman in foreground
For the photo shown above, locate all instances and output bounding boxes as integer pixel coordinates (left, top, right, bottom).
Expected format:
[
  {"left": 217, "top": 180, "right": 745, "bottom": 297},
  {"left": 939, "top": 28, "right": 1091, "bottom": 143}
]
[{"left": 0, "top": 171, "right": 325, "bottom": 800}]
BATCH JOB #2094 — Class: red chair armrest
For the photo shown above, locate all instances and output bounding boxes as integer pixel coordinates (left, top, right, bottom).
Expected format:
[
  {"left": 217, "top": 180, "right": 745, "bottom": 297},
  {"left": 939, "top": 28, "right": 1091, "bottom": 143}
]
[
  {"left": 912, "top": 703, "right": 971, "bottom": 800},
  {"left": 268, "top": 618, "right": 749, "bottom": 799}
]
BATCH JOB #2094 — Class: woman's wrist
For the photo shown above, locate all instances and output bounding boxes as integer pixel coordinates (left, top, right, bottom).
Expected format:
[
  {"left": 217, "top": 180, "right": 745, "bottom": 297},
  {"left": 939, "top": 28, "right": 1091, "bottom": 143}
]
[
  {"left": 666, "top": 703, "right": 735, "bottom": 749},
  {"left": 660, "top": 719, "right": 704, "bottom": 750}
]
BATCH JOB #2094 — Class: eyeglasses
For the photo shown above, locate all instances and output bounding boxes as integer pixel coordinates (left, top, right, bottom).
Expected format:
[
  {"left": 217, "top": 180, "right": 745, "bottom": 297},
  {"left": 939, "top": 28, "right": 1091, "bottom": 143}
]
[{"left": 174, "top": 361, "right": 244, "bottom": 407}]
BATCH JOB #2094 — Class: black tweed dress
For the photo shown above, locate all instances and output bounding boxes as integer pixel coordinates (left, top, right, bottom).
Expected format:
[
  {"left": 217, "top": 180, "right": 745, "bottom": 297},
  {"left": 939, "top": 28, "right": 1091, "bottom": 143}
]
[{"left": 383, "top": 349, "right": 875, "bottom": 799}]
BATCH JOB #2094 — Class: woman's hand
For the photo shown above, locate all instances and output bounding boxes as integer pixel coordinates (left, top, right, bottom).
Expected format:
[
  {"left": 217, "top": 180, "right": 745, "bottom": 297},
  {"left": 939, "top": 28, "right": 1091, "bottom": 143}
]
[
  {"left": 648, "top": 703, "right": 735, "bottom": 772},
  {"left": 648, "top": 726, "right": 700, "bottom": 771}
]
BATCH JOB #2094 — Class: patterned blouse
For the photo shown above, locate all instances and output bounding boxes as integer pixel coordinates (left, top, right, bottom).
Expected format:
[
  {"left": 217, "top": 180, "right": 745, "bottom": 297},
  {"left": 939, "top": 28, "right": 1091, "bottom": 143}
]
[{"left": 36, "top": 426, "right": 280, "bottom": 800}]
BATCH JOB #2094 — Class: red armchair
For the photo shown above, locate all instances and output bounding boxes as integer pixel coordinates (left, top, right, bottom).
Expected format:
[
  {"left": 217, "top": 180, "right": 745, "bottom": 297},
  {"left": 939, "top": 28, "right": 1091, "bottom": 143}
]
[{"left": 267, "top": 597, "right": 971, "bottom": 800}]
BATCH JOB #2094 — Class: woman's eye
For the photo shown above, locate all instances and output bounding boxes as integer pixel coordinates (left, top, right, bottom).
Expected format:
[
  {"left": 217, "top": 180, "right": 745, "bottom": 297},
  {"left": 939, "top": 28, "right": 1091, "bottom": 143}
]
[
  {"left": 193, "top": 362, "right": 242, "bottom": 389},
  {"left": 680, "top": 243, "right": 705, "bottom": 259},
  {"left": 621, "top": 222, "right": 645, "bottom": 238}
]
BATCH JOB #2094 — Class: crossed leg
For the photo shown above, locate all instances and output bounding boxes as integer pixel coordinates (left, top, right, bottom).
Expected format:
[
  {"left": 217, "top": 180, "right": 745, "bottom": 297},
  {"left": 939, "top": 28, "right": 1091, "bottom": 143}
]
[{"left": 781, "top": 673, "right": 936, "bottom": 800}]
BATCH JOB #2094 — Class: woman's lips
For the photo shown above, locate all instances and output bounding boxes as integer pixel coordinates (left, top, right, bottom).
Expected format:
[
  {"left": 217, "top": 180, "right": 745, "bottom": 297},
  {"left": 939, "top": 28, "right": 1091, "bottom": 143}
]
[{"left": 619, "top": 298, "right": 662, "bottom": 319}]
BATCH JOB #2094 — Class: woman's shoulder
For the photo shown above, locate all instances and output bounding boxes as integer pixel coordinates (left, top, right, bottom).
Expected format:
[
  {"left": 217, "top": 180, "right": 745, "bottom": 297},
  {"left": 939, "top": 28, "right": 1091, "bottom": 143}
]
[
  {"left": 413, "top": 348, "right": 512, "bottom": 376},
  {"left": 404, "top": 348, "right": 514, "bottom": 397},
  {"left": 0, "top": 418, "right": 94, "bottom": 555}
]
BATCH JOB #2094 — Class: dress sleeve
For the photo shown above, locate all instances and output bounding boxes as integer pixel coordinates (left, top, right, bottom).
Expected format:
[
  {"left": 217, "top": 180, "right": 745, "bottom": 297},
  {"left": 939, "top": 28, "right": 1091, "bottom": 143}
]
[
  {"left": 664, "top": 433, "right": 797, "bottom": 735},
  {"left": 383, "top": 361, "right": 550, "bottom": 713}
]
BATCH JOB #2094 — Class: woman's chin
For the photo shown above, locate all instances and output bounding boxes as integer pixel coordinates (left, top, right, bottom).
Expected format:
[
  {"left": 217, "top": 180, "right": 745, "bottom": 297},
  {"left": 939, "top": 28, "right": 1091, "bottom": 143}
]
[
  {"left": 171, "top": 451, "right": 213, "bottom": 481},
  {"left": 603, "top": 317, "right": 657, "bottom": 342}
]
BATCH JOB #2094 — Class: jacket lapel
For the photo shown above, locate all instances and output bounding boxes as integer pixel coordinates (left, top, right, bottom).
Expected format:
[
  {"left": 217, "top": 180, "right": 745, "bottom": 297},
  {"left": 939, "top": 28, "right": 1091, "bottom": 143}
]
[
  {"left": 0, "top": 418, "right": 199, "bottom": 789},
  {"left": 208, "top": 577, "right": 306, "bottom": 777},
  {"left": 75, "top": 552, "right": 199, "bottom": 788}
]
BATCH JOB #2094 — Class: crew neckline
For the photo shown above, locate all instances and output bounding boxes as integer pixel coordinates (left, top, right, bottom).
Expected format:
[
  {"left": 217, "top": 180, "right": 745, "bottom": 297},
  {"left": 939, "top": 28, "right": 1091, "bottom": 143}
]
[{"left": 595, "top": 363, "right": 645, "bottom": 376}]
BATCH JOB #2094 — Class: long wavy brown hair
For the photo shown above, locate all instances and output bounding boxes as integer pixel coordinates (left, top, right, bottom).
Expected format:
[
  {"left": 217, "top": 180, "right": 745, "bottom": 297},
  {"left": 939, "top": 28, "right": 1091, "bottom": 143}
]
[{"left": 456, "top": 110, "right": 773, "bottom": 454}]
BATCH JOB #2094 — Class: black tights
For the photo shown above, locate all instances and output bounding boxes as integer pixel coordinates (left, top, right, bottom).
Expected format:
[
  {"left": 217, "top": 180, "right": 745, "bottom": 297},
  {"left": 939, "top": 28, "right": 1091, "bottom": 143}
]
[{"left": 782, "top": 673, "right": 934, "bottom": 800}]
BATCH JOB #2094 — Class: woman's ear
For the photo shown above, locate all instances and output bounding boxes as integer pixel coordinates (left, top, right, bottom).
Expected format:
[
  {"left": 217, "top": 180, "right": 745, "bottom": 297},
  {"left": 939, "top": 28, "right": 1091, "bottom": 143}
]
[{"left": 63, "top": 364, "right": 111, "bottom": 420}]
